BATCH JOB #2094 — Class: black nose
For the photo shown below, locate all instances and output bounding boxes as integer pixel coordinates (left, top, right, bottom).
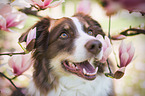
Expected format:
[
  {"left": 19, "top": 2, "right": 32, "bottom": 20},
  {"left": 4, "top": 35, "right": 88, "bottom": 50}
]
[{"left": 85, "top": 40, "right": 102, "bottom": 55}]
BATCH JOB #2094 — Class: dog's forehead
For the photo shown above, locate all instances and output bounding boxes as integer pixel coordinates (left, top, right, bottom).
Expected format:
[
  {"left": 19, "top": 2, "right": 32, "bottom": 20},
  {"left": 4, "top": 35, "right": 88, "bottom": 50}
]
[
  {"left": 51, "top": 17, "right": 75, "bottom": 30},
  {"left": 51, "top": 16, "right": 90, "bottom": 31}
]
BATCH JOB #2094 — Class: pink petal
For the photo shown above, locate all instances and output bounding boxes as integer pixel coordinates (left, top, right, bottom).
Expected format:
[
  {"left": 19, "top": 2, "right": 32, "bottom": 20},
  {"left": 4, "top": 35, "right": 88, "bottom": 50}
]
[
  {"left": 13, "top": 66, "right": 22, "bottom": 75},
  {"left": 120, "top": 52, "right": 129, "bottom": 67},
  {"left": 5, "top": 13, "right": 18, "bottom": 28},
  {"left": 104, "top": 47, "right": 112, "bottom": 58},
  {"left": 104, "top": 36, "right": 111, "bottom": 47},
  {"left": 47, "top": 0, "right": 64, "bottom": 8},
  {"left": 119, "top": 40, "right": 127, "bottom": 58},
  {"left": 44, "top": 0, "right": 53, "bottom": 6},
  {"left": 77, "top": 0, "right": 91, "bottom": 14},
  {"left": 100, "top": 47, "right": 112, "bottom": 63},
  {"left": 26, "top": 27, "right": 37, "bottom": 46},
  {"left": 8, "top": 55, "right": 23, "bottom": 75},
  {"left": 5, "top": 12, "right": 27, "bottom": 29},
  {"left": 96, "top": 34, "right": 105, "bottom": 47},
  {"left": 21, "top": 53, "right": 32, "bottom": 72},
  {"left": 0, "top": 15, "right": 6, "bottom": 30},
  {"left": 126, "top": 43, "right": 135, "bottom": 65},
  {"left": 103, "top": 36, "right": 111, "bottom": 51},
  {"left": 8, "top": 57, "right": 16, "bottom": 68}
]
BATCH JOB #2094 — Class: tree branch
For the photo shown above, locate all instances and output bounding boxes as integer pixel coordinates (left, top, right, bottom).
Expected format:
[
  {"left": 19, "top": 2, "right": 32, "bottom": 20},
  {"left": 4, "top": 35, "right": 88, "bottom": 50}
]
[
  {"left": 0, "top": 52, "right": 26, "bottom": 56},
  {"left": 0, "top": 72, "right": 18, "bottom": 90},
  {"left": 106, "top": 59, "right": 113, "bottom": 74},
  {"left": 19, "top": 7, "right": 42, "bottom": 18},
  {"left": 120, "top": 28, "right": 145, "bottom": 36}
]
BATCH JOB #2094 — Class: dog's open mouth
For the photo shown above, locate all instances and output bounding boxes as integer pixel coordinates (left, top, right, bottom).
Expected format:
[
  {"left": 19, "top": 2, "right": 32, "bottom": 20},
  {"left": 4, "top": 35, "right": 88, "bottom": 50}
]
[{"left": 61, "top": 60, "right": 98, "bottom": 80}]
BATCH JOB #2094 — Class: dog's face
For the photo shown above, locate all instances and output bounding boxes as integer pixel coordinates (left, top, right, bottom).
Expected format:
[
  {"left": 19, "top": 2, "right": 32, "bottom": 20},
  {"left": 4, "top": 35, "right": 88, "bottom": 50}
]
[
  {"left": 49, "top": 16, "right": 105, "bottom": 80},
  {"left": 19, "top": 13, "right": 106, "bottom": 93}
]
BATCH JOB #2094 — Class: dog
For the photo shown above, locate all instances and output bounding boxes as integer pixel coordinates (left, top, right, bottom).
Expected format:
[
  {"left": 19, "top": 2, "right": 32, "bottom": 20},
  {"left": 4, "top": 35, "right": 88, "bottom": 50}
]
[{"left": 19, "top": 13, "right": 114, "bottom": 96}]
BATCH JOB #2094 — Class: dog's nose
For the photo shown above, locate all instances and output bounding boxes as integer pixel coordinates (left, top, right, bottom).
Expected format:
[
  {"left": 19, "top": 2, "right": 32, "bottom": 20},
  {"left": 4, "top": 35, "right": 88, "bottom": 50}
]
[{"left": 85, "top": 40, "right": 102, "bottom": 55}]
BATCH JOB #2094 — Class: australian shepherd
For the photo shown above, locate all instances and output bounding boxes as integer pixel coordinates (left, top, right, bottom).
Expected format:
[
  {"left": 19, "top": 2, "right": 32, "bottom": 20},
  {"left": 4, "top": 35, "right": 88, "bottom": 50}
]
[{"left": 18, "top": 13, "right": 114, "bottom": 96}]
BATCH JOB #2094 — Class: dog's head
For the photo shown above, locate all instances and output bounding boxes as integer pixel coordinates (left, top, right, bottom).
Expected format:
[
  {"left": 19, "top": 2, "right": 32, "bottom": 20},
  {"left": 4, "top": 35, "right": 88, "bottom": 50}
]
[{"left": 19, "top": 13, "right": 105, "bottom": 94}]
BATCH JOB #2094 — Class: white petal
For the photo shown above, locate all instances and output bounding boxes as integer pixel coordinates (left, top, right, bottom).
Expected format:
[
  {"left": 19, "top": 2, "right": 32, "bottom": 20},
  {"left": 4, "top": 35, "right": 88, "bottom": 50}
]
[
  {"left": 47, "top": 0, "right": 65, "bottom": 8},
  {"left": 6, "top": 69, "right": 15, "bottom": 76},
  {"left": 0, "top": 3, "right": 12, "bottom": 16},
  {"left": 11, "top": 0, "right": 31, "bottom": 8},
  {"left": 33, "top": 0, "right": 44, "bottom": 6}
]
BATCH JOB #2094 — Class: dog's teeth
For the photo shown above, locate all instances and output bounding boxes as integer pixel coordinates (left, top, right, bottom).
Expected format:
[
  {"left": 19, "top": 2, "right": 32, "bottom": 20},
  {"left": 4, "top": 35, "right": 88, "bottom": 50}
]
[
  {"left": 71, "top": 64, "right": 75, "bottom": 68},
  {"left": 83, "top": 67, "right": 98, "bottom": 76},
  {"left": 68, "top": 62, "right": 72, "bottom": 67},
  {"left": 69, "top": 62, "right": 75, "bottom": 68},
  {"left": 95, "top": 67, "right": 98, "bottom": 73},
  {"left": 83, "top": 68, "right": 87, "bottom": 74}
]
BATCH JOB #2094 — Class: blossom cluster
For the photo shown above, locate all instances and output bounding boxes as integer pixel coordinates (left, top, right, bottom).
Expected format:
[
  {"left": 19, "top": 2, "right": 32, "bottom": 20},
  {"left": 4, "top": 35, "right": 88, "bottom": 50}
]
[{"left": 96, "top": 34, "right": 135, "bottom": 79}]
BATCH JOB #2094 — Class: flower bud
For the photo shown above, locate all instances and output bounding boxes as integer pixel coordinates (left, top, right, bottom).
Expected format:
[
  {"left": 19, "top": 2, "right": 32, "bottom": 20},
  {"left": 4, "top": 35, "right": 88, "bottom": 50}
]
[
  {"left": 119, "top": 41, "right": 135, "bottom": 67},
  {"left": 96, "top": 34, "right": 112, "bottom": 63}
]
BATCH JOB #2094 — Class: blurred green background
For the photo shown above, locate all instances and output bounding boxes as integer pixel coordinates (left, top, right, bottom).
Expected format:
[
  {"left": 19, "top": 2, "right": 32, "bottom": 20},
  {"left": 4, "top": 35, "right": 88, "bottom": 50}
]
[{"left": 0, "top": 0, "right": 145, "bottom": 96}]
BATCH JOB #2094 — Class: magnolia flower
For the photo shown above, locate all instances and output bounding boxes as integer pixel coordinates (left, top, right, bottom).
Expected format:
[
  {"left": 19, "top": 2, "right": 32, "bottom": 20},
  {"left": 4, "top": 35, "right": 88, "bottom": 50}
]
[
  {"left": 8, "top": 53, "right": 32, "bottom": 76},
  {"left": 0, "top": 3, "right": 27, "bottom": 32},
  {"left": 114, "top": 41, "right": 135, "bottom": 79},
  {"left": 25, "top": 0, "right": 65, "bottom": 10},
  {"left": 96, "top": 34, "right": 112, "bottom": 63},
  {"left": 26, "top": 27, "right": 36, "bottom": 51},
  {"left": 77, "top": 0, "right": 91, "bottom": 14}
]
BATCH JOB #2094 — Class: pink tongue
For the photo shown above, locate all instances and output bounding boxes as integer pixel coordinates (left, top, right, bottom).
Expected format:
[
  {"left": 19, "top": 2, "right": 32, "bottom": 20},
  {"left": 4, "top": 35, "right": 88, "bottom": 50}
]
[{"left": 76, "top": 61, "right": 95, "bottom": 73}]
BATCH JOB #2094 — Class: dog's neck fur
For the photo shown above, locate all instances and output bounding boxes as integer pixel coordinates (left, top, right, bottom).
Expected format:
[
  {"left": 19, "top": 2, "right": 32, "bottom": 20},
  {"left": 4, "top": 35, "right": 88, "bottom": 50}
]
[{"left": 28, "top": 74, "right": 113, "bottom": 96}]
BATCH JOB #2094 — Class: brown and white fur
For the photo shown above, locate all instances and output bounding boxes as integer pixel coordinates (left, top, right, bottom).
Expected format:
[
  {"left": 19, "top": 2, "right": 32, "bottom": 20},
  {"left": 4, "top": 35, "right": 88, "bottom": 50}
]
[{"left": 19, "top": 13, "right": 114, "bottom": 96}]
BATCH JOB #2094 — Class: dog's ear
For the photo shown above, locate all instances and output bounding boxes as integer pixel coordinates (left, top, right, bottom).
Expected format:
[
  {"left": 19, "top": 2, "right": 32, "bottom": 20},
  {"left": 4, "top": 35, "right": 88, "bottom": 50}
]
[{"left": 19, "top": 17, "right": 52, "bottom": 51}]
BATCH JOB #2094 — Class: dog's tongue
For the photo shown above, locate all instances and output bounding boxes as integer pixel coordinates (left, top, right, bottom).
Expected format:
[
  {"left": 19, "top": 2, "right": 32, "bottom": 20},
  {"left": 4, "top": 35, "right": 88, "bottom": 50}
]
[{"left": 76, "top": 61, "right": 95, "bottom": 73}]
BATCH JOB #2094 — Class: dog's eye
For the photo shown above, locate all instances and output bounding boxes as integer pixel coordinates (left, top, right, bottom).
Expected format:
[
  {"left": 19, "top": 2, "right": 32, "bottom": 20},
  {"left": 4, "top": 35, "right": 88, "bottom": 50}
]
[
  {"left": 87, "top": 30, "right": 93, "bottom": 36},
  {"left": 60, "top": 33, "right": 68, "bottom": 39}
]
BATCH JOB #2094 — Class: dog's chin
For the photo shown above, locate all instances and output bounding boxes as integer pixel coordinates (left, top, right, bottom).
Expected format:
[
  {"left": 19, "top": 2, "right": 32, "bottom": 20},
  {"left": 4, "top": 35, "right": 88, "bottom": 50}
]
[{"left": 61, "top": 59, "right": 98, "bottom": 80}]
